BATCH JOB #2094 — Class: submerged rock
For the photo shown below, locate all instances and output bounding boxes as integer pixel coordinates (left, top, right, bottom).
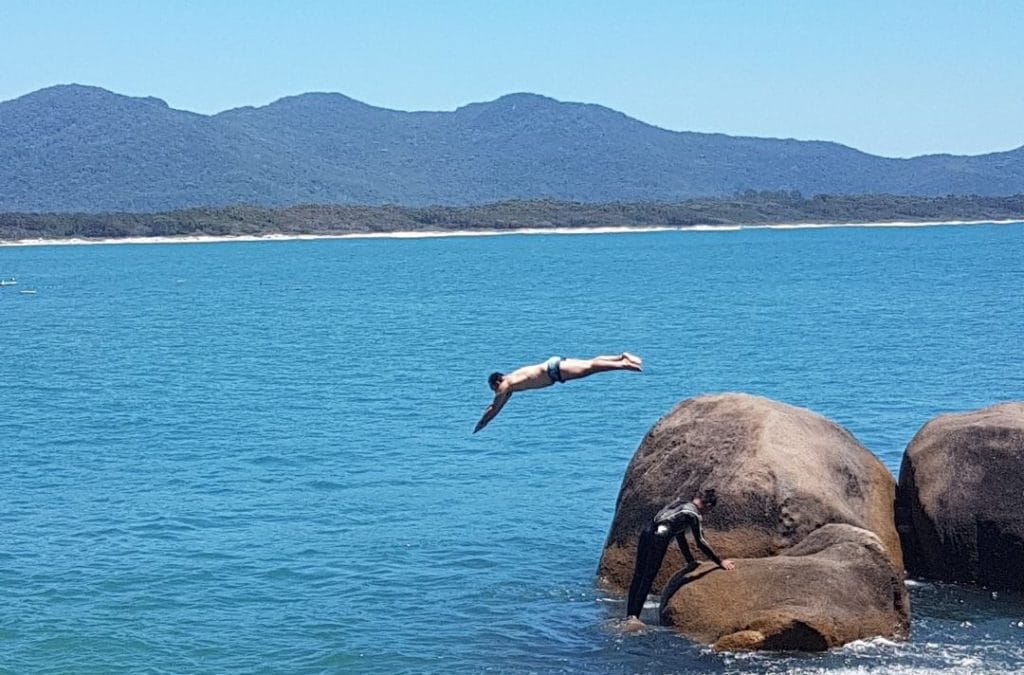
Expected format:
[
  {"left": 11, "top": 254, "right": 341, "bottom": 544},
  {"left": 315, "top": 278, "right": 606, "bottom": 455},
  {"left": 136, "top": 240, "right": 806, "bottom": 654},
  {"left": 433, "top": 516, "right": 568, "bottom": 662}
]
[
  {"left": 896, "top": 402, "right": 1024, "bottom": 591},
  {"left": 660, "top": 524, "right": 909, "bottom": 651}
]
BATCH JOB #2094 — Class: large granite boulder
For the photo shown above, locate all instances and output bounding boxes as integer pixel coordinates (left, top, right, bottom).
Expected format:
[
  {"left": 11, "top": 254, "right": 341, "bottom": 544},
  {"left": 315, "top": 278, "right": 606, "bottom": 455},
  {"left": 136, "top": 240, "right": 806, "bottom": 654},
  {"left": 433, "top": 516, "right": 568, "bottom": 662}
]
[
  {"left": 896, "top": 402, "right": 1024, "bottom": 591},
  {"left": 598, "top": 393, "right": 903, "bottom": 595},
  {"left": 660, "top": 524, "right": 909, "bottom": 650}
]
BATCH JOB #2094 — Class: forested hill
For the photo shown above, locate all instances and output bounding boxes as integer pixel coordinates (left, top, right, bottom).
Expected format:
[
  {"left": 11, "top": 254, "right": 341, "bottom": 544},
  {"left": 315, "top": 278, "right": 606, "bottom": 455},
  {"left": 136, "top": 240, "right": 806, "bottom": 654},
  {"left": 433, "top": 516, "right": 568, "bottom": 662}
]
[{"left": 2, "top": 84, "right": 1024, "bottom": 213}]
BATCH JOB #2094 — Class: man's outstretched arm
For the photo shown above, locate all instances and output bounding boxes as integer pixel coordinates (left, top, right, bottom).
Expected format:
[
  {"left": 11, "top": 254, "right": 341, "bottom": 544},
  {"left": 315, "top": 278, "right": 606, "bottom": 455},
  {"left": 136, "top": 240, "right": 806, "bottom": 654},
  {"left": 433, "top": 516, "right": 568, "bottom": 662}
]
[{"left": 473, "top": 393, "right": 510, "bottom": 433}]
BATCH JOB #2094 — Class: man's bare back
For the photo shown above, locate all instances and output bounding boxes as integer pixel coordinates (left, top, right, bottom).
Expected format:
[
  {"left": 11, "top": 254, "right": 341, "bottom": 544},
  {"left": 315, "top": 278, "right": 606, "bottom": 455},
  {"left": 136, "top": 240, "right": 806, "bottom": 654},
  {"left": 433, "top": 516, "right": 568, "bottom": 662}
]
[
  {"left": 499, "top": 362, "right": 555, "bottom": 392},
  {"left": 473, "top": 352, "right": 642, "bottom": 433}
]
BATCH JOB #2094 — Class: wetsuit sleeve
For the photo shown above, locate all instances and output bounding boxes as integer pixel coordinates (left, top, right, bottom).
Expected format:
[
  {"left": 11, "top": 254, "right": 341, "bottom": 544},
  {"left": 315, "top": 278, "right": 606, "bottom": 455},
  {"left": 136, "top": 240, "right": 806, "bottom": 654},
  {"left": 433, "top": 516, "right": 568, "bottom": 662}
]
[
  {"left": 689, "top": 515, "right": 724, "bottom": 567},
  {"left": 674, "top": 532, "right": 697, "bottom": 564}
]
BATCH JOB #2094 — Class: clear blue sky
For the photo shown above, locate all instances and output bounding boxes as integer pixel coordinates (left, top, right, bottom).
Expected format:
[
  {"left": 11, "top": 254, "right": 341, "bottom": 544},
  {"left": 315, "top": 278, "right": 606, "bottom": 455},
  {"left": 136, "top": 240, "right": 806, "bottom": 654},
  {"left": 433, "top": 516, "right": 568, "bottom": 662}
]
[{"left": 2, "top": 0, "right": 1022, "bottom": 158}]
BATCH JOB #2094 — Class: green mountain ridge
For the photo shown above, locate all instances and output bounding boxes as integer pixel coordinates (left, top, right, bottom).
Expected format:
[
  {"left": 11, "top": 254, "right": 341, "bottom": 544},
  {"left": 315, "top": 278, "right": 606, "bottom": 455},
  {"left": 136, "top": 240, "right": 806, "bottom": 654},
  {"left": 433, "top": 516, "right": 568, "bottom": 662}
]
[{"left": 1, "top": 84, "right": 1023, "bottom": 213}]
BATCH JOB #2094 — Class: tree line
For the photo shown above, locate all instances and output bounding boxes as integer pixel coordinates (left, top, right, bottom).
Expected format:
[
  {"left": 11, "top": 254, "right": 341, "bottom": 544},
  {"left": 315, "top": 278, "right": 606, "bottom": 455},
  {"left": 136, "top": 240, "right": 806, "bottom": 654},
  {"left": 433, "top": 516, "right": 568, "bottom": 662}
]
[{"left": 2, "top": 193, "right": 1024, "bottom": 241}]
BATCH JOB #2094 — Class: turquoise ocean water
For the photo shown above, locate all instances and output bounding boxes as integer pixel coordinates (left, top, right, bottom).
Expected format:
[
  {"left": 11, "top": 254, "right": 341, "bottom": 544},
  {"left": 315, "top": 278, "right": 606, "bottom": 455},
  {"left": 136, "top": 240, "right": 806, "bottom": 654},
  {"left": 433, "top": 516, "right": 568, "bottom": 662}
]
[{"left": 2, "top": 224, "right": 1023, "bottom": 673}]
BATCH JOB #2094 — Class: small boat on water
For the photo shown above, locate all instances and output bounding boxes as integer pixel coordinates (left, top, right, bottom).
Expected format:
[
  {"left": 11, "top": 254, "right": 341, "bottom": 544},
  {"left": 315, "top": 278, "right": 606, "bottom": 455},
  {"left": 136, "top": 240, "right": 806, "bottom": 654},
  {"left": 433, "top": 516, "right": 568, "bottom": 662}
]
[
  {"left": 19, "top": 289, "right": 37, "bottom": 295},
  {"left": 0, "top": 278, "right": 16, "bottom": 286}
]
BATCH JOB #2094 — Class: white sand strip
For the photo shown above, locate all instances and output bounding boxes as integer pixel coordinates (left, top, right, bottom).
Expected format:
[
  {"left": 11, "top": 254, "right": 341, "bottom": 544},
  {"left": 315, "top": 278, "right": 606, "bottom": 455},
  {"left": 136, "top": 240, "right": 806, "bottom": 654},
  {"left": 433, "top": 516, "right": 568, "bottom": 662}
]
[{"left": 1, "top": 220, "right": 1021, "bottom": 247}]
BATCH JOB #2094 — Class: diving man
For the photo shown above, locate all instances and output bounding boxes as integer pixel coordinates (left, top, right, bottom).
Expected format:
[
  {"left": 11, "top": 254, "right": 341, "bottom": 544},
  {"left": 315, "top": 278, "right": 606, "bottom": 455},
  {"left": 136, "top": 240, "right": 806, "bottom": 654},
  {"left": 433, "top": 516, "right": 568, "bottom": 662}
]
[{"left": 473, "top": 353, "right": 642, "bottom": 433}]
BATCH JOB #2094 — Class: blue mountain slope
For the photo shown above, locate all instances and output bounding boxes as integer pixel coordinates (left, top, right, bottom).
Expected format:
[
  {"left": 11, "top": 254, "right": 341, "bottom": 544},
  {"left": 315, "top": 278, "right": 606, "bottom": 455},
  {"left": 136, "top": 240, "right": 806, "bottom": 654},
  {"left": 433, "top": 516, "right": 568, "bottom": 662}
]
[{"left": 1, "top": 85, "right": 1021, "bottom": 212}]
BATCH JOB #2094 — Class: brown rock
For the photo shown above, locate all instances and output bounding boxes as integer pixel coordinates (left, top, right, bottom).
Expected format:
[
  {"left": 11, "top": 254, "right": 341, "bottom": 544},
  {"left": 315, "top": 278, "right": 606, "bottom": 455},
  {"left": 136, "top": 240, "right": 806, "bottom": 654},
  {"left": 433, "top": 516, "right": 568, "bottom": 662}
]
[
  {"left": 711, "top": 630, "right": 766, "bottom": 651},
  {"left": 661, "top": 524, "right": 909, "bottom": 650},
  {"left": 896, "top": 402, "right": 1024, "bottom": 591},
  {"left": 598, "top": 393, "right": 903, "bottom": 594}
]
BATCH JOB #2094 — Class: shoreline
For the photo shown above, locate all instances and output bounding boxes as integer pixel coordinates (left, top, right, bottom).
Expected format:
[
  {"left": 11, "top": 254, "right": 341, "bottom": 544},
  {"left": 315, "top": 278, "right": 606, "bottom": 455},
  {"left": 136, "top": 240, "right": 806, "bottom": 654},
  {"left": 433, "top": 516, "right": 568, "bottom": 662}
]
[{"left": 1, "top": 218, "right": 1022, "bottom": 247}]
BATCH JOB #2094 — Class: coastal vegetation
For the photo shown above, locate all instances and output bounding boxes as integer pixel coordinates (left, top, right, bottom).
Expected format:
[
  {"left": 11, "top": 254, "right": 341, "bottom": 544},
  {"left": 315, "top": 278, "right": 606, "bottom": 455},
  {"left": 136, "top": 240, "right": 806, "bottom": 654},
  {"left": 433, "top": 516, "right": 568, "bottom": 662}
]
[{"left": 2, "top": 192, "right": 1023, "bottom": 241}]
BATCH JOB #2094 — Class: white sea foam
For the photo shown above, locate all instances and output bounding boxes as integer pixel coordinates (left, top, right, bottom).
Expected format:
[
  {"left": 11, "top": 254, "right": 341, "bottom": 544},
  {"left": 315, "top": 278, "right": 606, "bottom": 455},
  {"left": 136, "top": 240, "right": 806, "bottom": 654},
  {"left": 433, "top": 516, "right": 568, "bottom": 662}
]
[
  {"left": 841, "top": 636, "right": 903, "bottom": 651},
  {"left": 777, "top": 667, "right": 996, "bottom": 675}
]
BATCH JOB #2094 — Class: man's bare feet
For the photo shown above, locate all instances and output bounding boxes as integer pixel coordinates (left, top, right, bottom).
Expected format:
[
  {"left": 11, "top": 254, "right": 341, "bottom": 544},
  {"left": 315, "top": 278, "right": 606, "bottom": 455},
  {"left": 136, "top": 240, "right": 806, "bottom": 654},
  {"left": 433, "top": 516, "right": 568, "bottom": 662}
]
[{"left": 621, "top": 352, "right": 643, "bottom": 368}]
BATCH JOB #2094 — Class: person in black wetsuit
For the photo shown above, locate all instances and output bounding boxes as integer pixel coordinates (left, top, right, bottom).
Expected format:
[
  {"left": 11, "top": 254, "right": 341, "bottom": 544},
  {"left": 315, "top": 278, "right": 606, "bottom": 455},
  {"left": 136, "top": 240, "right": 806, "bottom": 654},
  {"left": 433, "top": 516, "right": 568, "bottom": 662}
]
[{"left": 625, "top": 488, "right": 735, "bottom": 623}]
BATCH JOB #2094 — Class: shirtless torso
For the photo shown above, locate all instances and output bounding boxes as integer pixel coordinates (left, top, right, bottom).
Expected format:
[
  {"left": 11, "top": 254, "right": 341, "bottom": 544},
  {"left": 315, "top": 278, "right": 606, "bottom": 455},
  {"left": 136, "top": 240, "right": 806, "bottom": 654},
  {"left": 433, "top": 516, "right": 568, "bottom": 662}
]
[{"left": 498, "top": 359, "right": 561, "bottom": 393}]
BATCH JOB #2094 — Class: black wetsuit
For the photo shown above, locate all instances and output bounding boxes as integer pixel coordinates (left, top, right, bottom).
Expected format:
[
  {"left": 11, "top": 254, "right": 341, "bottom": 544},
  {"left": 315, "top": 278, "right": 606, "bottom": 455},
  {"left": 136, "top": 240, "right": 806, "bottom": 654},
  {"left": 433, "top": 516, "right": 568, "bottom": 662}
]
[{"left": 626, "top": 498, "right": 724, "bottom": 617}]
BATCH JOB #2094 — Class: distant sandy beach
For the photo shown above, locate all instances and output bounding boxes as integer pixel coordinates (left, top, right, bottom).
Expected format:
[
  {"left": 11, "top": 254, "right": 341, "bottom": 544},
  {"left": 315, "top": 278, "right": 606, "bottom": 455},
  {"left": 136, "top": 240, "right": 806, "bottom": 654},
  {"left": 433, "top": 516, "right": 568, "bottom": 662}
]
[{"left": 1, "top": 219, "right": 1022, "bottom": 247}]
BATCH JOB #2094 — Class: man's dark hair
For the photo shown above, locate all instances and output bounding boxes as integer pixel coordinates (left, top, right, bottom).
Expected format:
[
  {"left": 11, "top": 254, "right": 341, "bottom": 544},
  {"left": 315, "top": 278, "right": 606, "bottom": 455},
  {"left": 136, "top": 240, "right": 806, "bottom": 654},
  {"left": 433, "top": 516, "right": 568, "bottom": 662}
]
[
  {"left": 699, "top": 488, "right": 718, "bottom": 508},
  {"left": 488, "top": 372, "right": 504, "bottom": 389}
]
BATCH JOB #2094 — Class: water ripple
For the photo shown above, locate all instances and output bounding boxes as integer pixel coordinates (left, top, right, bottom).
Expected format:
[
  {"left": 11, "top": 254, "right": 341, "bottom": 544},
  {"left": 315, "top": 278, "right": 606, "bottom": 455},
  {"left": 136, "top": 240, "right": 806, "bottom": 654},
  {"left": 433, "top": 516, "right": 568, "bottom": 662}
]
[{"left": 1, "top": 225, "right": 1023, "bottom": 672}]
